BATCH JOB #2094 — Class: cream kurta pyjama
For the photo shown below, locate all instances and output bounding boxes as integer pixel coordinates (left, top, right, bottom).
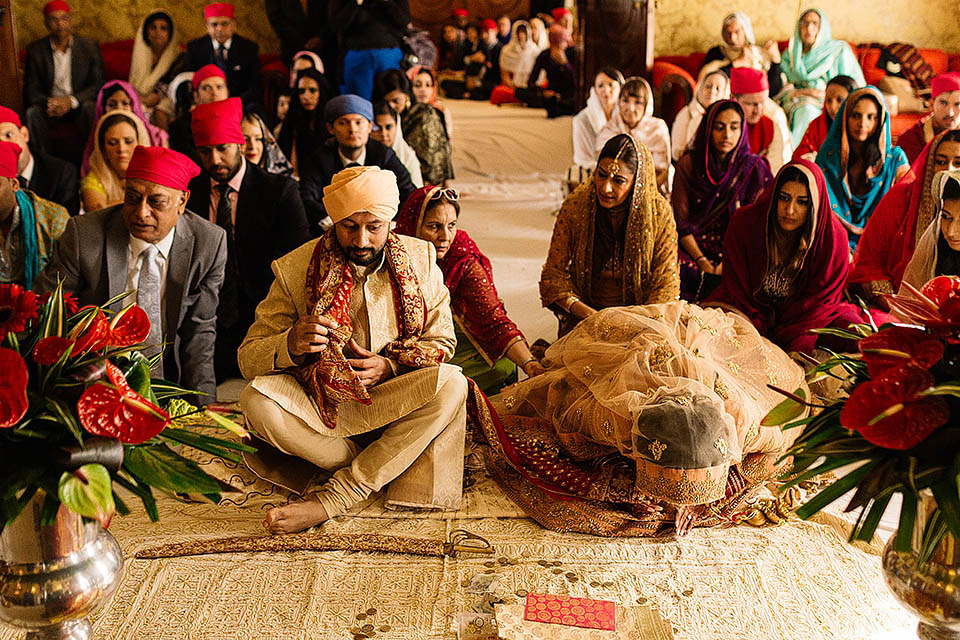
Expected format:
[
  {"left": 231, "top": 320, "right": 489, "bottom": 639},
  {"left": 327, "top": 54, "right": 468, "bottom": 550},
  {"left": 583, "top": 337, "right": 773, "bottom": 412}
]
[{"left": 239, "top": 235, "right": 466, "bottom": 518}]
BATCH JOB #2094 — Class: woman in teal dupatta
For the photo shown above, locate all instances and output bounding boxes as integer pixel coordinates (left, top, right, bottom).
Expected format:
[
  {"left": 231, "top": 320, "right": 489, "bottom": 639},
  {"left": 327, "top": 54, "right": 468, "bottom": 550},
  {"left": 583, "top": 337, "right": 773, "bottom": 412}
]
[
  {"left": 815, "top": 86, "right": 908, "bottom": 250},
  {"left": 779, "top": 9, "right": 865, "bottom": 148}
]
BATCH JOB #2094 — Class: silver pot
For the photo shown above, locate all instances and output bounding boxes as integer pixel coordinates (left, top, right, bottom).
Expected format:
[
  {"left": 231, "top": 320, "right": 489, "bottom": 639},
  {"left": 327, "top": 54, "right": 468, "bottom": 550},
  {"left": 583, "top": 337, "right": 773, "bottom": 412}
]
[
  {"left": 882, "top": 491, "right": 960, "bottom": 639},
  {"left": 0, "top": 492, "right": 123, "bottom": 639}
]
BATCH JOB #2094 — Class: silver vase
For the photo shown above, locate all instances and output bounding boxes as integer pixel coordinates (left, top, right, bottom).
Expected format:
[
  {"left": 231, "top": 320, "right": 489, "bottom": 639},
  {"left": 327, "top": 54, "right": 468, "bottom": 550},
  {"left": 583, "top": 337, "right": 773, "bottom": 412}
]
[
  {"left": 0, "top": 492, "right": 123, "bottom": 639},
  {"left": 882, "top": 491, "right": 960, "bottom": 639}
]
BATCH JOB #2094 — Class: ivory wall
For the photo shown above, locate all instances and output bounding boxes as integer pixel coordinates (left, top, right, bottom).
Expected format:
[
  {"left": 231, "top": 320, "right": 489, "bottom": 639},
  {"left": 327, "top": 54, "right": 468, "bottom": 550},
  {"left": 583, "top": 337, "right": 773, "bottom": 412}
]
[{"left": 654, "top": 0, "right": 960, "bottom": 56}]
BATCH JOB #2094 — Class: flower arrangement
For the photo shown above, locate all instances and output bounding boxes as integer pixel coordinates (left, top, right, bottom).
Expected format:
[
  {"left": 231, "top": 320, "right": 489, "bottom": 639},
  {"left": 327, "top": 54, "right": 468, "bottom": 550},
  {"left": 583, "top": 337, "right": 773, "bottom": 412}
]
[
  {"left": 0, "top": 282, "right": 252, "bottom": 532},
  {"left": 764, "top": 276, "right": 960, "bottom": 562}
]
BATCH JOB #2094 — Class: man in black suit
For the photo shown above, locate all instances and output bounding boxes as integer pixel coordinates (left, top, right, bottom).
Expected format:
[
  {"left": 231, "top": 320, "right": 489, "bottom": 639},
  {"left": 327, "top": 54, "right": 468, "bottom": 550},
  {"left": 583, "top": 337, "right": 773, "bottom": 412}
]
[
  {"left": 36, "top": 146, "right": 227, "bottom": 404},
  {"left": 299, "top": 94, "right": 414, "bottom": 234},
  {"left": 188, "top": 97, "right": 311, "bottom": 381},
  {"left": 265, "top": 0, "right": 333, "bottom": 69},
  {"left": 22, "top": 1, "right": 105, "bottom": 153},
  {"left": 184, "top": 3, "right": 262, "bottom": 110},
  {"left": 0, "top": 106, "right": 79, "bottom": 216}
]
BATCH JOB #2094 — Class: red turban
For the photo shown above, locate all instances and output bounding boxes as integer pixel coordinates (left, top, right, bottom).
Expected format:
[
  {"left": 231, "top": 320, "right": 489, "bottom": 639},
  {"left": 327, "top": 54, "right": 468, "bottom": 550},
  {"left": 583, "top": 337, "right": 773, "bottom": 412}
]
[
  {"left": 551, "top": 7, "right": 571, "bottom": 21},
  {"left": 451, "top": 8, "right": 468, "bottom": 17},
  {"left": 43, "top": 1, "right": 70, "bottom": 15},
  {"left": 730, "top": 67, "right": 769, "bottom": 95},
  {"left": 204, "top": 3, "right": 234, "bottom": 19},
  {"left": 0, "top": 141, "right": 21, "bottom": 179},
  {"left": 932, "top": 73, "right": 960, "bottom": 99},
  {"left": 480, "top": 19, "right": 497, "bottom": 31},
  {"left": 192, "top": 64, "right": 226, "bottom": 89},
  {"left": 126, "top": 147, "right": 201, "bottom": 191},
  {"left": 191, "top": 97, "right": 245, "bottom": 147},
  {"left": 0, "top": 106, "right": 21, "bottom": 128}
]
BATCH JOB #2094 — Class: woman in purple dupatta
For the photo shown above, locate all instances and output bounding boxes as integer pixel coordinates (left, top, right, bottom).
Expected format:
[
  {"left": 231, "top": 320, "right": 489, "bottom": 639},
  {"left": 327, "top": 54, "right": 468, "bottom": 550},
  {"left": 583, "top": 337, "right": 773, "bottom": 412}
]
[
  {"left": 672, "top": 99, "right": 772, "bottom": 300},
  {"left": 81, "top": 80, "right": 168, "bottom": 175},
  {"left": 708, "top": 159, "right": 873, "bottom": 354}
]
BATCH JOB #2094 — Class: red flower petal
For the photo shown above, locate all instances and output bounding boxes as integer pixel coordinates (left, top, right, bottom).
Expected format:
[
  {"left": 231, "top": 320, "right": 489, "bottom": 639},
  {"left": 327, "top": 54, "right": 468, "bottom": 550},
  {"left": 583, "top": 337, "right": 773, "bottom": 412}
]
[
  {"left": 108, "top": 305, "right": 151, "bottom": 348},
  {"left": 77, "top": 368, "right": 169, "bottom": 444},
  {"left": 32, "top": 336, "right": 74, "bottom": 365},
  {"left": 70, "top": 309, "right": 111, "bottom": 355},
  {"left": 840, "top": 368, "right": 948, "bottom": 450},
  {"left": 920, "top": 276, "right": 960, "bottom": 307},
  {"left": 0, "top": 284, "right": 39, "bottom": 341},
  {"left": 0, "top": 347, "right": 29, "bottom": 427},
  {"left": 859, "top": 326, "right": 944, "bottom": 378}
]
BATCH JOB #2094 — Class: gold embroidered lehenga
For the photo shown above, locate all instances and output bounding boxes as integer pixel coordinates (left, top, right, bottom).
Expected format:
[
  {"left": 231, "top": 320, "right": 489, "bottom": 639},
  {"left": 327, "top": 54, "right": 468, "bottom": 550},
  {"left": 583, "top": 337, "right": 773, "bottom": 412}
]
[{"left": 472, "top": 301, "right": 808, "bottom": 537}]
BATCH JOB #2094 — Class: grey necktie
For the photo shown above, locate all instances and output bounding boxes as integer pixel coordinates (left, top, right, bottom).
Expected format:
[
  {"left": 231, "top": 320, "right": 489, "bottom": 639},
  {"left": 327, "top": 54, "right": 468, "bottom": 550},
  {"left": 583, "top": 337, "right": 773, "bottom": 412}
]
[{"left": 137, "top": 244, "right": 164, "bottom": 374}]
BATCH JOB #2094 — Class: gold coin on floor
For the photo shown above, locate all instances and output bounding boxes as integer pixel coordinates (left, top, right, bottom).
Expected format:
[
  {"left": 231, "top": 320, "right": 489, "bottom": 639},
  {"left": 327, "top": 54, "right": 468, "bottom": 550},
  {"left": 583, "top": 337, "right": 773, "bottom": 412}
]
[
  {"left": 552, "top": 560, "right": 563, "bottom": 567},
  {"left": 356, "top": 613, "right": 367, "bottom": 621},
  {"left": 379, "top": 626, "right": 391, "bottom": 633},
  {"left": 461, "top": 578, "right": 471, "bottom": 587},
  {"left": 551, "top": 568, "right": 564, "bottom": 574},
  {"left": 516, "top": 589, "right": 528, "bottom": 597},
  {"left": 483, "top": 561, "right": 496, "bottom": 568},
  {"left": 538, "top": 560, "right": 551, "bottom": 567},
  {"left": 498, "top": 556, "right": 508, "bottom": 564},
  {"left": 590, "top": 581, "right": 600, "bottom": 587},
  {"left": 682, "top": 588, "right": 694, "bottom": 596},
  {"left": 567, "top": 575, "right": 579, "bottom": 582},
  {"left": 636, "top": 597, "right": 648, "bottom": 604},
  {"left": 366, "top": 608, "right": 377, "bottom": 615},
  {"left": 362, "top": 624, "right": 375, "bottom": 632},
  {"left": 602, "top": 581, "right": 614, "bottom": 588},
  {"left": 484, "top": 568, "right": 495, "bottom": 574}
]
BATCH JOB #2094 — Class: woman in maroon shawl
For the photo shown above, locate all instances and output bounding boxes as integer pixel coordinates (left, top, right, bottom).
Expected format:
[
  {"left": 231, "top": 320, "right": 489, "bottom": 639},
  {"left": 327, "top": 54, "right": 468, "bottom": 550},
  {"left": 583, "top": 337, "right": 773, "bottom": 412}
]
[
  {"left": 396, "top": 186, "right": 544, "bottom": 394},
  {"left": 672, "top": 99, "right": 772, "bottom": 300},
  {"left": 708, "top": 159, "right": 871, "bottom": 354},
  {"left": 848, "top": 129, "right": 960, "bottom": 309}
]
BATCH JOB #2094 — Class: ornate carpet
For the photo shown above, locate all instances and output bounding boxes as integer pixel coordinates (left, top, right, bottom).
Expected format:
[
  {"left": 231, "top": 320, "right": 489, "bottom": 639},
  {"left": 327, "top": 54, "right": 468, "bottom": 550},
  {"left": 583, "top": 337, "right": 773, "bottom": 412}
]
[{"left": 0, "top": 440, "right": 916, "bottom": 640}]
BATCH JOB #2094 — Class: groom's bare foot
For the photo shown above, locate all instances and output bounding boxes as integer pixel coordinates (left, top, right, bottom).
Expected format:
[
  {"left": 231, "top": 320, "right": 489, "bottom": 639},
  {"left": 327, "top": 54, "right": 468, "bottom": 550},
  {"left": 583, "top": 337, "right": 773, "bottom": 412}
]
[{"left": 263, "top": 498, "right": 329, "bottom": 534}]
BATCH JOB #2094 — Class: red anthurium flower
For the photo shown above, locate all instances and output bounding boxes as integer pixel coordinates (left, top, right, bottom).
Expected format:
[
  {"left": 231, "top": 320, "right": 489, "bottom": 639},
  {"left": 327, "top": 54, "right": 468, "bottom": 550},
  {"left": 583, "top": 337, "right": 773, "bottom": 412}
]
[
  {"left": 70, "top": 308, "right": 111, "bottom": 355},
  {"left": 0, "top": 347, "right": 29, "bottom": 427},
  {"left": 108, "top": 305, "right": 150, "bottom": 348},
  {"left": 858, "top": 326, "right": 944, "bottom": 379},
  {"left": 32, "top": 336, "right": 74, "bottom": 365},
  {"left": 840, "top": 367, "right": 948, "bottom": 450},
  {"left": 0, "top": 284, "right": 39, "bottom": 341},
  {"left": 77, "top": 362, "right": 168, "bottom": 444},
  {"left": 920, "top": 275, "right": 960, "bottom": 307}
]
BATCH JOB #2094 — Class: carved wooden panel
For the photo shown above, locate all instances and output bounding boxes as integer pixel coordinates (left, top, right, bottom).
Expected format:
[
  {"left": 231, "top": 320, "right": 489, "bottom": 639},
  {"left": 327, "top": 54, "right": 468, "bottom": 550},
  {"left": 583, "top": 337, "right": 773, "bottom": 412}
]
[
  {"left": 0, "top": 0, "right": 20, "bottom": 110},
  {"left": 575, "top": 0, "right": 653, "bottom": 108}
]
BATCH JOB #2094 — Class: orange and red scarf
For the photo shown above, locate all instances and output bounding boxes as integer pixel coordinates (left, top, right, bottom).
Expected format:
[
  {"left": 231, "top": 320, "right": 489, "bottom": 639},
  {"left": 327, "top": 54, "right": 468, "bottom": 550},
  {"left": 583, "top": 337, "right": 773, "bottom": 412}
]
[{"left": 289, "top": 232, "right": 443, "bottom": 429}]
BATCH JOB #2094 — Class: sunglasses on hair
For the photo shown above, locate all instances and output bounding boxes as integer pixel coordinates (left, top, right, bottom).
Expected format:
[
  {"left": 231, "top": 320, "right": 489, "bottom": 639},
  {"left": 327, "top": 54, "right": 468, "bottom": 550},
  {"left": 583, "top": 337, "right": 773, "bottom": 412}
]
[{"left": 429, "top": 187, "right": 460, "bottom": 202}]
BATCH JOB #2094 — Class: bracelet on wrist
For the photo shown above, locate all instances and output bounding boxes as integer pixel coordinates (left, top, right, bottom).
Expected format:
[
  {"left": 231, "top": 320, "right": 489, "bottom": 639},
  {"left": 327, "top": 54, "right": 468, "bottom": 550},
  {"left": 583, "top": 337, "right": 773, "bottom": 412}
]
[{"left": 695, "top": 255, "right": 709, "bottom": 263}]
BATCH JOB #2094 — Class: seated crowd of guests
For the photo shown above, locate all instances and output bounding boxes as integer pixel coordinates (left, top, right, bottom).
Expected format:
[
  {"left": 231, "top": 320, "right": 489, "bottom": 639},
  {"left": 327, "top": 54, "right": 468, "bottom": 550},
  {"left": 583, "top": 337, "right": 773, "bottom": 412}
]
[{"left": 5, "top": 0, "right": 960, "bottom": 537}]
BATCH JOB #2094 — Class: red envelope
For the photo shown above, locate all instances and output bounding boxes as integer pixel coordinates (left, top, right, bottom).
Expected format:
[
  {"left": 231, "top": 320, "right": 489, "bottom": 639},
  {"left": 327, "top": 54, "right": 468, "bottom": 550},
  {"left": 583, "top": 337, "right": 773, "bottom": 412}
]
[{"left": 523, "top": 593, "right": 616, "bottom": 631}]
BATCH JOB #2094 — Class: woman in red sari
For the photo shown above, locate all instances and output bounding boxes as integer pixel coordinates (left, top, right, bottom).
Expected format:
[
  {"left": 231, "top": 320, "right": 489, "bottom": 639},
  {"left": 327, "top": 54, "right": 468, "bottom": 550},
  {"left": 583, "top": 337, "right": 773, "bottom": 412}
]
[
  {"left": 848, "top": 129, "right": 960, "bottom": 309},
  {"left": 708, "top": 159, "right": 872, "bottom": 354},
  {"left": 395, "top": 186, "right": 544, "bottom": 394}
]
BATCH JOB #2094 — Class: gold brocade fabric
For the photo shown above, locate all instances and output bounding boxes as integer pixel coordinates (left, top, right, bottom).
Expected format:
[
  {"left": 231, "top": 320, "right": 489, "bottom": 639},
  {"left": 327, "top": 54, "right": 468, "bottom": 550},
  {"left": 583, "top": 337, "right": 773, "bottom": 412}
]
[{"left": 539, "top": 136, "right": 681, "bottom": 318}]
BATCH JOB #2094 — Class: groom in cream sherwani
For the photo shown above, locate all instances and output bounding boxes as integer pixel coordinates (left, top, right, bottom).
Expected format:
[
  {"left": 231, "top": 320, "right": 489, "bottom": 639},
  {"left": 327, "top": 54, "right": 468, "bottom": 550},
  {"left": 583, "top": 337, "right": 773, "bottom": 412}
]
[{"left": 239, "top": 166, "right": 466, "bottom": 534}]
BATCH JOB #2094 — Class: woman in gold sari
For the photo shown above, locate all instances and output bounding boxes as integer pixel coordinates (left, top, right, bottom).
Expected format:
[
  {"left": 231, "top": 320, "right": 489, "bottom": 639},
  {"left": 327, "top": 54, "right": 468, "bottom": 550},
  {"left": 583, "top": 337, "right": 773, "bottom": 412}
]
[
  {"left": 539, "top": 133, "right": 680, "bottom": 336},
  {"left": 474, "top": 301, "right": 807, "bottom": 537}
]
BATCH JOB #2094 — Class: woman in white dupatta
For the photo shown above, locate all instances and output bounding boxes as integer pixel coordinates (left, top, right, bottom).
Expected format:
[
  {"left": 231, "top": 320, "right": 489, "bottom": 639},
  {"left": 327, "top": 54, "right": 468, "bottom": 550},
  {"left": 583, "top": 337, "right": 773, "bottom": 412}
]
[
  {"left": 129, "top": 9, "right": 182, "bottom": 128},
  {"left": 900, "top": 170, "right": 960, "bottom": 293},
  {"left": 572, "top": 67, "right": 624, "bottom": 171},
  {"left": 671, "top": 69, "right": 730, "bottom": 162},
  {"left": 372, "top": 101, "right": 424, "bottom": 188},
  {"left": 499, "top": 20, "right": 540, "bottom": 89}
]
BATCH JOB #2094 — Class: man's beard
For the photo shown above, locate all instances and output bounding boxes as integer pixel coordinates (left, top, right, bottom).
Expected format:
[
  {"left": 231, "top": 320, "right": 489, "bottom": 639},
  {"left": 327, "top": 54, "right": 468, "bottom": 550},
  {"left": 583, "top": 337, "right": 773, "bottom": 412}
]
[{"left": 345, "top": 246, "right": 384, "bottom": 266}]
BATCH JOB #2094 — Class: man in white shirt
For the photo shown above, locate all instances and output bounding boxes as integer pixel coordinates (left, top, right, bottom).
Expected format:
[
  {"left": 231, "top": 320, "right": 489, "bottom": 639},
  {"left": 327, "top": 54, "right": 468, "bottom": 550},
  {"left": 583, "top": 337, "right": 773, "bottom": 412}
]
[
  {"left": 35, "top": 147, "right": 227, "bottom": 404},
  {"left": 22, "top": 1, "right": 104, "bottom": 153},
  {"left": 184, "top": 3, "right": 262, "bottom": 109}
]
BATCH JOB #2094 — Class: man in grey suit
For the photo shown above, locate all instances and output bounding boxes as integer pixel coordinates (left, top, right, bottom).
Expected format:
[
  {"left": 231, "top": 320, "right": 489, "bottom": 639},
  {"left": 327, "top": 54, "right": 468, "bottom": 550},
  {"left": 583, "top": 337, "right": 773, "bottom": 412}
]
[
  {"left": 35, "top": 147, "right": 227, "bottom": 405},
  {"left": 22, "top": 1, "right": 104, "bottom": 152}
]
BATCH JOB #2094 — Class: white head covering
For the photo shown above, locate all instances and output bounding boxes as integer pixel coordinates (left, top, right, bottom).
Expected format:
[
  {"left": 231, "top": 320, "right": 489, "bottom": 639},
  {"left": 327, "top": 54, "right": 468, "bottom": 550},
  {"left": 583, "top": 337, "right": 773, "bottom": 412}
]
[
  {"left": 500, "top": 20, "right": 540, "bottom": 87},
  {"left": 389, "top": 115, "right": 424, "bottom": 188},
  {"left": 129, "top": 10, "right": 181, "bottom": 98},
  {"left": 899, "top": 170, "right": 960, "bottom": 293},
  {"left": 322, "top": 166, "right": 400, "bottom": 224}
]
